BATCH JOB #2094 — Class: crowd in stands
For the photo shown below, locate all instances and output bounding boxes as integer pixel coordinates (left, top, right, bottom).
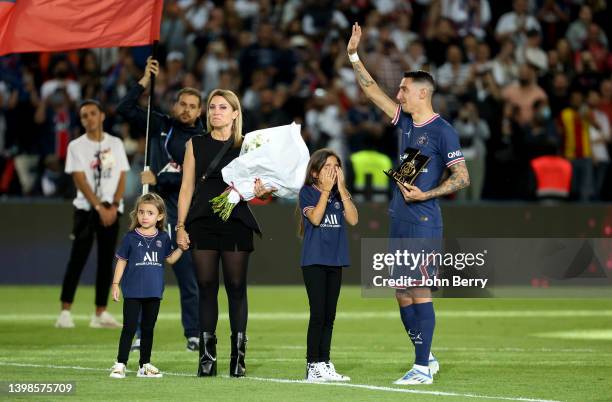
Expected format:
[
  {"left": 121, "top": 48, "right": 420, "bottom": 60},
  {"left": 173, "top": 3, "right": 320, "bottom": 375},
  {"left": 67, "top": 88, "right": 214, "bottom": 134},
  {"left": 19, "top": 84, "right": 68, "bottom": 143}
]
[{"left": 0, "top": 0, "right": 611, "bottom": 202}]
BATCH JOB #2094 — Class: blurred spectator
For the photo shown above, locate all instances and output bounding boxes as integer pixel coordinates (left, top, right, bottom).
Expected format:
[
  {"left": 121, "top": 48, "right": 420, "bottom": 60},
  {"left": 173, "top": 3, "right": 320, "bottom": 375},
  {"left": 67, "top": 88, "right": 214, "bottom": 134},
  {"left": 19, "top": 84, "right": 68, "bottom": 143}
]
[
  {"left": 40, "top": 58, "right": 81, "bottom": 103},
  {"left": 238, "top": 22, "right": 279, "bottom": 90},
  {"left": 574, "top": 50, "right": 604, "bottom": 92},
  {"left": 390, "top": 13, "right": 418, "bottom": 52},
  {"left": 545, "top": 71, "right": 570, "bottom": 118},
  {"left": 524, "top": 99, "right": 560, "bottom": 161},
  {"left": 536, "top": 0, "right": 569, "bottom": 49},
  {"left": 454, "top": 101, "right": 489, "bottom": 201},
  {"left": 437, "top": 45, "right": 471, "bottom": 99},
  {"left": 565, "top": 5, "right": 607, "bottom": 51},
  {"left": 501, "top": 64, "right": 547, "bottom": 126},
  {"left": 599, "top": 79, "right": 612, "bottom": 125},
  {"left": 367, "top": 38, "right": 405, "bottom": 97},
  {"left": 304, "top": 88, "right": 346, "bottom": 159},
  {"left": 586, "top": 90, "right": 610, "bottom": 200},
  {"left": 581, "top": 23, "right": 610, "bottom": 72},
  {"left": 199, "top": 41, "right": 238, "bottom": 97},
  {"left": 346, "top": 91, "right": 384, "bottom": 152},
  {"left": 425, "top": 18, "right": 460, "bottom": 67},
  {"left": 495, "top": 0, "right": 541, "bottom": 47},
  {"left": 160, "top": 1, "right": 189, "bottom": 55},
  {"left": 558, "top": 89, "right": 593, "bottom": 201},
  {"left": 34, "top": 87, "right": 79, "bottom": 161},
  {"left": 444, "top": 0, "right": 491, "bottom": 40},
  {"left": 301, "top": 0, "right": 349, "bottom": 38},
  {"left": 404, "top": 40, "right": 428, "bottom": 71},
  {"left": 492, "top": 40, "right": 519, "bottom": 87},
  {"left": 79, "top": 51, "right": 102, "bottom": 100},
  {"left": 515, "top": 29, "right": 548, "bottom": 73}
]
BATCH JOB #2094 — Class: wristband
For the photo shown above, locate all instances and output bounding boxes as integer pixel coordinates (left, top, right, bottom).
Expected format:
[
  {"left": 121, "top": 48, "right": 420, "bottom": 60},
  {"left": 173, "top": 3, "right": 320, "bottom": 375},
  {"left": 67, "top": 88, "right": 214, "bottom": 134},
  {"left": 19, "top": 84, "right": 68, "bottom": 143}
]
[
  {"left": 341, "top": 194, "right": 352, "bottom": 202},
  {"left": 175, "top": 224, "right": 185, "bottom": 231},
  {"left": 112, "top": 282, "right": 119, "bottom": 285},
  {"left": 348, "top": 52, "right": 360, "bottom": 63}
]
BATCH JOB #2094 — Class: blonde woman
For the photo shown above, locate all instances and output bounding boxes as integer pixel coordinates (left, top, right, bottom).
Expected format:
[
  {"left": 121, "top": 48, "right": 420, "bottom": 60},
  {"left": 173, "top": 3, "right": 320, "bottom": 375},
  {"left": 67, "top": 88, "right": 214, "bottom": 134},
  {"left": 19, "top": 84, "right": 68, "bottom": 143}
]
[{"left": 176, "top": 89, "right": 274, "bottom": 377}]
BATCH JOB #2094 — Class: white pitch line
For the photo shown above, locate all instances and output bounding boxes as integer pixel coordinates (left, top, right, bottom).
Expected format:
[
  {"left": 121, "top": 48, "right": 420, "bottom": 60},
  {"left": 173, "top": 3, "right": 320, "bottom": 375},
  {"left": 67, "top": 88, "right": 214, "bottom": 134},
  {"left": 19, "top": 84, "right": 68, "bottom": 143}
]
[
  {"left": 0, "top": 361, "right": 560, "bottom": 402},
  {"left": 1, "top": 310, "right": 612, "bottom": 321}
]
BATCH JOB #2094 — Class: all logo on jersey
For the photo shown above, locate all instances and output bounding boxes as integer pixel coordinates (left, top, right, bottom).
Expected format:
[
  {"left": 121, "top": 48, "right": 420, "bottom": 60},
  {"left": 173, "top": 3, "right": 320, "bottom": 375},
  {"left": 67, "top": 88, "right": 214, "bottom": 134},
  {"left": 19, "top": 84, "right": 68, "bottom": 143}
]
[
  {"left": 320, "top": 213, "right": 340, "bottom": 228},
  {"left": 143, "top": 252, "right": 158, "bottom": 263},
  {"left": 135, "top": 251, "right": 162, "bottom": 267}
]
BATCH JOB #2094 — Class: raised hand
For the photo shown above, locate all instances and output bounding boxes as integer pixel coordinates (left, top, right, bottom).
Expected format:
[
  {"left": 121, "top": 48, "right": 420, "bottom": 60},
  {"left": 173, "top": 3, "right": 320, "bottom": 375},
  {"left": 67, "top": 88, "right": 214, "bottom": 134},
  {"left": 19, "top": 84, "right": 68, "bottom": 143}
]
[
  {"left": 347, "top": 22, "right": 362, "bottom": 55},
  {"left": 336, "top": 166, "right": 346, "bottom": 190},
  {"left": 319, "top": 167, "right": 337, "bottom": 192},
  {"left": 139, "top": 57, "right": 160, "bottom": 88}
]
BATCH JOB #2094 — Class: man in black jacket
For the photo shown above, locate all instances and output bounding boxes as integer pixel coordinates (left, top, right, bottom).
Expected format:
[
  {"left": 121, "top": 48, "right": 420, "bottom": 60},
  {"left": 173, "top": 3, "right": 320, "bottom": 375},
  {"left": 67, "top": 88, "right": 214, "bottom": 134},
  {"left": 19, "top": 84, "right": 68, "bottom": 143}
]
[{"left": 117, "top": 57, "right": 201, "bottom": 351}]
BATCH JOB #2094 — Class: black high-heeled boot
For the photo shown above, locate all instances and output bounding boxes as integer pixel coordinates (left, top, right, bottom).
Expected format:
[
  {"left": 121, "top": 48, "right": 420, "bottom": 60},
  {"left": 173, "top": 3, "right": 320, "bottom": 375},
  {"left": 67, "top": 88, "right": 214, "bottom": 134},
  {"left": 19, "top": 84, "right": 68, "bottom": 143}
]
[
  {"left": 197, "top": 332, "right": 217, "bottom": 376},
  {"left": 229, "top": 332, "right": 247, "bottom": 377}
]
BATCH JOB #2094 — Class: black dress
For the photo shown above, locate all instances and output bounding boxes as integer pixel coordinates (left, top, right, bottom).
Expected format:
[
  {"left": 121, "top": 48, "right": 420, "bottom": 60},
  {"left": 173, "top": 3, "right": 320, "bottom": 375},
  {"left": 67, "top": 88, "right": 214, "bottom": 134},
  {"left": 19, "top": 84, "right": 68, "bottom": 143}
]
[{"left": 186, "top": 134, "right": 261, "bottom": 251}]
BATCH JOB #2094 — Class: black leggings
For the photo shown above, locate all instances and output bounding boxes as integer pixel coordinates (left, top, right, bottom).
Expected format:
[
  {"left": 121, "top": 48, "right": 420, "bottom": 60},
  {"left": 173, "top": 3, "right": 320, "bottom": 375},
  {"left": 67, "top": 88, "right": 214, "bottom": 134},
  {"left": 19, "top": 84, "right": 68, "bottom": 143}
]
[
  {"left": 117, "top": 298, "right": 160, "bottom": 366},
  {"left": 192, "top": 250, "right": 250, "bottom": 333},
  {"left": 302, "top": 265, "right": 342, "bottom": 363}
]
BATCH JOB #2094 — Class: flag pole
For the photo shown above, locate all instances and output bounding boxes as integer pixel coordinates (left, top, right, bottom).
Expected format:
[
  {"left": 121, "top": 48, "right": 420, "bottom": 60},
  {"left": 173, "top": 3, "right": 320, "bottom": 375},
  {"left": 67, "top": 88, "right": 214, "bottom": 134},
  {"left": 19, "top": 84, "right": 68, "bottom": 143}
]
[{"left": 142, "top": 40, "right": 159, "bottom": 195}]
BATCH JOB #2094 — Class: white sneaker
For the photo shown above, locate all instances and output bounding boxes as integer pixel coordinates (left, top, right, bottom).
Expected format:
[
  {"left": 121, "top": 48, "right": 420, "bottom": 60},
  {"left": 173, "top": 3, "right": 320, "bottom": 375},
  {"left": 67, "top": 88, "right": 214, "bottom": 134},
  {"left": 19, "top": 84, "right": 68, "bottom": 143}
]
[
  {"left": 54, "top": 310, "right": 75, "bottom": 328},
  {"left": 89, "top": 311, "right": 121, "bottom": 328},
  {"left": 109, "top": 362, "right": 126, "bottom": 379},
  {"left": 306, "top": 362, "right": 327, "bottom": 382},
  {"left": 394, "top": 366, "right": 433, "bottom": 385},
  {"left": 429, "top": 355, "right": 440, "bottom": 376},
  {"left": 137, "top": 363, "right": 163, "bottom": 378},
  {"left": 324, "top": 361, "right": 350, "bottom": 382}
]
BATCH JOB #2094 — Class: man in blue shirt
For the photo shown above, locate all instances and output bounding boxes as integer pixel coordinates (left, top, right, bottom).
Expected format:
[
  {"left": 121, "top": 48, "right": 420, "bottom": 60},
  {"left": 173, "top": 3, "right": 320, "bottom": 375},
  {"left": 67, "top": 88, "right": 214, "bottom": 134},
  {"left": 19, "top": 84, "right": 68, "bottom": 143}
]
[{"left": 347, "top": 22, "right": 470, "bottom": 385}]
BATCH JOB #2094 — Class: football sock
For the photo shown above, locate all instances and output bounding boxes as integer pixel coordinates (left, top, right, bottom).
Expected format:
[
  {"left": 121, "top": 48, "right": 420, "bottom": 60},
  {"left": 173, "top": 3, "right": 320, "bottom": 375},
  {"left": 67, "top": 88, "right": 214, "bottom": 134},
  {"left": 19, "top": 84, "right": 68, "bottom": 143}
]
[
  {"left": 399, "top": 304, "right": 419, "bottom": 347},
  {"left": 413, "top": 302, "right": 435, "bottom": 367}
]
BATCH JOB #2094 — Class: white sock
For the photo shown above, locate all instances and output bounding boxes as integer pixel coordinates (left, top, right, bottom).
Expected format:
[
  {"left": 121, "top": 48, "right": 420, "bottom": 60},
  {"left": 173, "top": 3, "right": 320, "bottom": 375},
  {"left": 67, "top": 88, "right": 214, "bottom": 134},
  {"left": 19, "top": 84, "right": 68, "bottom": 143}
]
[{"left": 429, "top": 352, "right": 435, "bottom": 360}]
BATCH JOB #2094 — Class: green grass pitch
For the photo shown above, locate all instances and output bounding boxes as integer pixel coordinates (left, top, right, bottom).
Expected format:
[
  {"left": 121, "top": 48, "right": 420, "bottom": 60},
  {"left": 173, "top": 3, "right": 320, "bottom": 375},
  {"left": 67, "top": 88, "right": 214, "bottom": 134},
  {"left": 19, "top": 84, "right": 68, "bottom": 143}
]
[{"left": 1, "top": 286, "right": 611, "bottom": 401}]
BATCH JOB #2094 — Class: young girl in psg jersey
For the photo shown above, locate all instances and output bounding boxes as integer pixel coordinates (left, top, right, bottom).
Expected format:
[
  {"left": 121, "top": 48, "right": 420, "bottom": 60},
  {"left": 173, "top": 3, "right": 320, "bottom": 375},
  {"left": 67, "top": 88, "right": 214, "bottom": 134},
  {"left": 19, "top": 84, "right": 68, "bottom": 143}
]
[
  {"left": 109, "top": 193, "right": 183, "bottom": 379},
  {"left": 298, "top": 149, "right": 358, "bottom": 382}
]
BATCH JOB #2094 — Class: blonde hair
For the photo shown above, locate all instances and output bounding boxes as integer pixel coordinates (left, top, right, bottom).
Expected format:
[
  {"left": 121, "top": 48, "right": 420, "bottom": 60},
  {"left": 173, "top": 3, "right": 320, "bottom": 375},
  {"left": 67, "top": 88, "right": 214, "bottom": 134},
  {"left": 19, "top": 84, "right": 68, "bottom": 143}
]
[
  {"left": 206, "top": 89, "right": 243, "bottom": 148},
  {"left": 128, "top": 193, "right": 168, "bottom": 231}
]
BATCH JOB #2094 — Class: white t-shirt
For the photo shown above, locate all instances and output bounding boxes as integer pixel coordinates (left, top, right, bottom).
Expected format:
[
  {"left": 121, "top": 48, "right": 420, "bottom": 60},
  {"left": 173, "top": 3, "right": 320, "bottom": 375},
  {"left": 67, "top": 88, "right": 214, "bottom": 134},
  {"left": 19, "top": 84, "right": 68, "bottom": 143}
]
[{"left": 65, "top": 133, "right": 130, "bottom": 212}]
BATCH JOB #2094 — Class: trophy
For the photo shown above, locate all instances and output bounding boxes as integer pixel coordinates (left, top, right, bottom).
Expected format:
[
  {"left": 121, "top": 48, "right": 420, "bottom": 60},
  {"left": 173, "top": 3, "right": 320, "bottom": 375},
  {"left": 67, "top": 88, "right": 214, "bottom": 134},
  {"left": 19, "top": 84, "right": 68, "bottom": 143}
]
[{"left": 384, "top": 147, "right": 430, "bottom": 187}]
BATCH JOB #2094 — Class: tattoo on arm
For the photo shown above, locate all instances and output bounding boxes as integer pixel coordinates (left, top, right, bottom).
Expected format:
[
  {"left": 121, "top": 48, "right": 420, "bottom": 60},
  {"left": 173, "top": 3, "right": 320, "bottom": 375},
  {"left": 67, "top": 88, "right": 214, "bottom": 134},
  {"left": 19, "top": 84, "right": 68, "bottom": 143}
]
[
  {"left": 353, "top": 63, "right": 374, "bottom": 88},
  {"left": 425, "top": 162, "right": 470, "bottom": 199}
]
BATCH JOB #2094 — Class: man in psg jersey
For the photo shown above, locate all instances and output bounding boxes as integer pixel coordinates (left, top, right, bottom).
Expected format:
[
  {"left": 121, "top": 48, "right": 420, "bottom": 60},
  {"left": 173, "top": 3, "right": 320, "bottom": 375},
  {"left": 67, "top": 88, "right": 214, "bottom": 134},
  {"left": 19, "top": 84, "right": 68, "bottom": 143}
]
[{"left": 347, "top": 23, "right": 470, "bottom": 385}]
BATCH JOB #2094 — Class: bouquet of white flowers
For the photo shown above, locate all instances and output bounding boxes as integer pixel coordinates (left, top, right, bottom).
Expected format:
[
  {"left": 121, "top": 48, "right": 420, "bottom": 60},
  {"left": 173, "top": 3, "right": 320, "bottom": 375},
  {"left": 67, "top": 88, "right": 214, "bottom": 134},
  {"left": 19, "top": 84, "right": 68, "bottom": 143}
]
[{"left": 210, "top": 122, "right": 309, "bottom": 220}]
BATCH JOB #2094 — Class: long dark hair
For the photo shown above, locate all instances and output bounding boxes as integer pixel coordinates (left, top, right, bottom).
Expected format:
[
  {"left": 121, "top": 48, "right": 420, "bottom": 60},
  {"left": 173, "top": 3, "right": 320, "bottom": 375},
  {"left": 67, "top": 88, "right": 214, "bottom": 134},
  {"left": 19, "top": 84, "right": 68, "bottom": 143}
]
[{"left": 296, "top": 148, "right": 342, "bottom": 238}]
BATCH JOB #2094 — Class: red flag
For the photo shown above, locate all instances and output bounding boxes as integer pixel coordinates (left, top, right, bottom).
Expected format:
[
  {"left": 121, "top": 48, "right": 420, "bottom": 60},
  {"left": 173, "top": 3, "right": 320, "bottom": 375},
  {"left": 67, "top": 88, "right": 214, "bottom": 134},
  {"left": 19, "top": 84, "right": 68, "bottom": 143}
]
[{"left": 0, "top": 0, "right": 163, "bottom": 56}]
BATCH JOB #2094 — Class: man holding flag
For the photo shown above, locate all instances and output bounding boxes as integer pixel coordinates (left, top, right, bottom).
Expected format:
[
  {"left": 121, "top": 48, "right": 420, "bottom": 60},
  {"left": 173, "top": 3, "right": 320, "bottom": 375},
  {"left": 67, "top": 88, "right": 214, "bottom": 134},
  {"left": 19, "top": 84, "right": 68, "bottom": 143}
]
[{"left": 117, "top": 57, "right": 202, "bottom": 351}]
